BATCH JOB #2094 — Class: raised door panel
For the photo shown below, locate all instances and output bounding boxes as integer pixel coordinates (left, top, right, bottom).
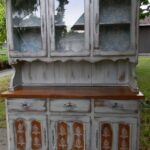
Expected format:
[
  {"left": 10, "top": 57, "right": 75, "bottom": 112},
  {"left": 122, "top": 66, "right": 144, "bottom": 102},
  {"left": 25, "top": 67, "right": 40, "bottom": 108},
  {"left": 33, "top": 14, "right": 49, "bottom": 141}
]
[
  {"left": 93, "top": 0, "right": 138, "bottom": 56},
  {"left": 49, "top": 116, "right": 90, "bottom": 150},
  {"left": 94, "top": 117, "right": 138, "bottom": 150},
  {"left": 6, "top": 0, "right": 47, "bottom": 57},
  {"left": 8, "top": 115, "right": 48, "bottom": 150},
  {"left": 49, "top": 0, "right": 90, "bottom": 56}
]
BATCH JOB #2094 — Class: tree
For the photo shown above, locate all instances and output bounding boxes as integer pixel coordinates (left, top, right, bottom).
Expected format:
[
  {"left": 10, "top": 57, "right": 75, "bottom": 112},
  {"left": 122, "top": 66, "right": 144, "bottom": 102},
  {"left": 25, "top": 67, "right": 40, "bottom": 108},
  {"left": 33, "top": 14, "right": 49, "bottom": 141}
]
[
  {"left": 0, "top": 0, "right": 6, "bottom": 47},
  {"left": 140, "top": 0, "right": 150, "bottom": 19}
]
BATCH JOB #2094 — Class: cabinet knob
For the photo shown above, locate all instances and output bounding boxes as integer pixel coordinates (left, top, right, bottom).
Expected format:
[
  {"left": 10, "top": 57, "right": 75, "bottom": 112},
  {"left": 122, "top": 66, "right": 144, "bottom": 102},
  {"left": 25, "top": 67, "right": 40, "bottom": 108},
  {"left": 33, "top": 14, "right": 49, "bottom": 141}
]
[
  {"left": 22, "top": 103, "right": 32, "bottom": 109},
  {"left": 112, "top": 103, "right": 123, "bottom": 109},
  {"left": 64, "top": 102, "right": 77, "bottom": 111}
]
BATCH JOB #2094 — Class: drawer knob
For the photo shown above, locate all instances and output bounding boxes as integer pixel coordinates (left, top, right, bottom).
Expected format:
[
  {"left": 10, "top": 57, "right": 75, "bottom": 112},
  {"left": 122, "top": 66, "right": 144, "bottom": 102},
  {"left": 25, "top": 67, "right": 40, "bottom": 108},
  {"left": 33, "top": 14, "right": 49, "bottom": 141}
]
[
  {"left": 64, "top": 102, "right": 77, "bottom": 111},
  {"left": 112, "top": 103, "right": 123, "bottom": 109},
  {"left": 22, "top": 103, "right": 32, "bottom": 109}
]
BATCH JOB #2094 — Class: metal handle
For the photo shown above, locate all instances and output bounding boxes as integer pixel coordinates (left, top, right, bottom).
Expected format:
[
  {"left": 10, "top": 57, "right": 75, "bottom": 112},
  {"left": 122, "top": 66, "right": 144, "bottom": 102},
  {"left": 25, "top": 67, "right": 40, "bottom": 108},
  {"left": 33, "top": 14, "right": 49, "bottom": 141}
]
[
  {"left": 95, "top": 13, "right": 99, "bottom": 32},
  {"left": 96, "top": 130, "right": 99, "bottom": 148},
  {"left": 44, "top": 128, "right": 47, "bottom": 145},
  {"left": 112, "top": 103, "right": 123, "bottom": 109},
  {"left": 22, "top": 102, "right": 32, "bottom": 109},
  {"left": 64, "top": 102, "right": 77, "bottom": 111}
]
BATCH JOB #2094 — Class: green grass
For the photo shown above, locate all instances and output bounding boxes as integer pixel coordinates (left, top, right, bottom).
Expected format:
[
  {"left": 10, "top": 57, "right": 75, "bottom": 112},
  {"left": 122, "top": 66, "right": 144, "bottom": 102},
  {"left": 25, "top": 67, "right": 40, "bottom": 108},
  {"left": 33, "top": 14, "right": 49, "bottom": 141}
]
[
  {"left": 136, "top": 56, "right": 150, "bottom": 100},
  {"left": 0, "top": 75, "right": 11, "bottom": 128},
  {"left": 0, "top": 54, "right": 8, "bottom": 62},
  {"left": 0, "top": 48, "right": 8, "bottom": 62}
]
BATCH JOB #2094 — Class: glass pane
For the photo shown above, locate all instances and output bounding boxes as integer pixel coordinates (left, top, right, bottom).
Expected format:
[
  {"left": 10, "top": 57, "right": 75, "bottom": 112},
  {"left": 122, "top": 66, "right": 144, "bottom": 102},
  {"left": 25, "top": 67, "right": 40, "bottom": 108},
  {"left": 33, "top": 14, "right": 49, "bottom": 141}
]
[
  {"left": 99, "top": 25, "right": 130, "bottom": 51},
  {"left": 12, "top": 0, "right": 42, "bottom": 52},
  {"left": 55, "top": 0, "right": 85, "bottom": 53},
  {"left": 98, "top": 0, "right": 131, "bottom": 52},
  {"left": 99, "top": 0, "right": 131, "bottom": 24}
]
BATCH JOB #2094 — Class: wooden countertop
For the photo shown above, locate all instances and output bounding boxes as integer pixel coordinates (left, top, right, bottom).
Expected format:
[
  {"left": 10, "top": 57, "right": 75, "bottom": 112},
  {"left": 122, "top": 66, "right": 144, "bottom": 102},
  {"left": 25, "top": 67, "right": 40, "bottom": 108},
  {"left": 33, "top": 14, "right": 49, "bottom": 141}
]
[{"left": 0, "top": 86, "right": 144, "bottom": 100}]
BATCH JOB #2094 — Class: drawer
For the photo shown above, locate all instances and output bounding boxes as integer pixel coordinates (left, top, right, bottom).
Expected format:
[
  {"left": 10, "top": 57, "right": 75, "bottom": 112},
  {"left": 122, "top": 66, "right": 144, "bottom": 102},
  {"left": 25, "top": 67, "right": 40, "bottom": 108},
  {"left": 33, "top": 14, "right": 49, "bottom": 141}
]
[
  {"left": 94, "top": 100, "right": 139, "bottom": 113},
  {"left": 50, "top": 99, "right": 91, "bottom": 112},
  {"left": 7, "top": 99, "right": 47, "bottom": 112}
]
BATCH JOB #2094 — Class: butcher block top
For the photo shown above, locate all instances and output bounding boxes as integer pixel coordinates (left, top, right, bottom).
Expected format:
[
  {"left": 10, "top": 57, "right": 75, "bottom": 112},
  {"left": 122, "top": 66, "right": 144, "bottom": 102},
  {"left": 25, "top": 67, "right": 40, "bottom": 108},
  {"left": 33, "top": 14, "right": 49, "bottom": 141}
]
[{"left": 1, "top": 86, "right": 144, "bottom": 100}]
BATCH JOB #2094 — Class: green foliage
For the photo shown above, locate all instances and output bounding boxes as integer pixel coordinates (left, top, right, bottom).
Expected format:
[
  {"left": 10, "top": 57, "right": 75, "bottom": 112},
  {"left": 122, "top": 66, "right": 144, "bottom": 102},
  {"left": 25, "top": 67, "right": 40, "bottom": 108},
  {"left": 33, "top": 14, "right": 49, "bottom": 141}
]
[
  {"left": 12, "top": 0, "right": 37, "bottom": 14},
  {"left": 140, "top": 0, "right": 150, "bottom": 19},
  {"left": 0, "top": 0, "right": 6, "bottom": 46}
]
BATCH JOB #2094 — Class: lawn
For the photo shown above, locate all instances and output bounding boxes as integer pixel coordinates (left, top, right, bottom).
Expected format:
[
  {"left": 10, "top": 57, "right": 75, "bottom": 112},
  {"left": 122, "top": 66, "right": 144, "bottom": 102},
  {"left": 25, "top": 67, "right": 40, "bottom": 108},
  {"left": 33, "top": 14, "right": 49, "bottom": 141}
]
[
  {"left": 0, "top": 48, "right": 8, "bottom": 62},
  {"left": 136, "top": 57, "right": 150, "bottom": 149},
  {"left": 0, "top": 56, "right": 150, "bottom": 149},
  {"left": 136, "top": 56, "right": 150, "bottom": 100},
  {"left": 0, "top": 75, "right": 11, "bottom": 128}
]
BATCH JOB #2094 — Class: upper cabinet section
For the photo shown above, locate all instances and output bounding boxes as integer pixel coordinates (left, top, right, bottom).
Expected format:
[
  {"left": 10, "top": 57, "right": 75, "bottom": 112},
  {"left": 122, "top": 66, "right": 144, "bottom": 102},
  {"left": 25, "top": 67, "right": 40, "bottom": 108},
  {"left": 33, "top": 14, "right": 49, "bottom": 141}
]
[
  {"left": 6, "top": 0, "right": 139, "bottom": 59},
  {"left": 48, "top": 0, "right": 90, "bottom": 56},
  {"left": 6, "top": 0, "right": 47, "bottom": 57},
  {"left": 93, "top": 0, "right": 138, "bottom": 56}
]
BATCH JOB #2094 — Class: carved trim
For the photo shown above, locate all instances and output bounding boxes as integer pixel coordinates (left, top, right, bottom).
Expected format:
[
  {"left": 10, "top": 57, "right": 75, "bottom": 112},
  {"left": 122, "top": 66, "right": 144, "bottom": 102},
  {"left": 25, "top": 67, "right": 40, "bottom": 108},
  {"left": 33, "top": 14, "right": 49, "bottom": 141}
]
[
  {"left": 31, "top": 120, "right": 42, "bottom": 149},
  {"left": 57, "top": 122, "right": 68, "bottom": 150},
  {"left": 9, "top": 56, "right": 137, "bottom": 65},
  {"left": 73, "top": 122, "right": 84, "bottom": 150},
  {"left": 15, "top": 119, "right": 26, "bottom": 150},
  {"left": 118, "top": 123, "right": 130, "bottom": 150},
  {"left": 101, "top": 123, "right": 112, "bottom": 150}
]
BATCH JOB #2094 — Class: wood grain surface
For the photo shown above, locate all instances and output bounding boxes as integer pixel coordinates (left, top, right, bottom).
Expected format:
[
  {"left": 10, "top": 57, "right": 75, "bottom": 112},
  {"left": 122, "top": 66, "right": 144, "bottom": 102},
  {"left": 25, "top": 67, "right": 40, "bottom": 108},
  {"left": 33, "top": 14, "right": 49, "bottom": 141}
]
[{"left": 1, "top": 86, "right": 144, "bottom": 100}]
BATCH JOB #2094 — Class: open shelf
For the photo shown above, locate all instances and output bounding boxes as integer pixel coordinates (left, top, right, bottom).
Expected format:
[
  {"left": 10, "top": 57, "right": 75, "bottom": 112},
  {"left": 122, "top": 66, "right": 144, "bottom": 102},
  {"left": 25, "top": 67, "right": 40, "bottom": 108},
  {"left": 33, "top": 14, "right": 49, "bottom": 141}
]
[{"left": 99, "top": 24, "right": 130, "bottom": 52}]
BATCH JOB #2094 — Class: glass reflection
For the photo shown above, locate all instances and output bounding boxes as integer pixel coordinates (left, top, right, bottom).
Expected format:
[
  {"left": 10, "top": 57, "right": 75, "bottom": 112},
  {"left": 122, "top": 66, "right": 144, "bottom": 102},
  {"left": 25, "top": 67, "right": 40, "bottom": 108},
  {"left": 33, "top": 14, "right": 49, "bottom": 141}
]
[
  {"left": 55, "top": 0, "right": 85, "bottom": 52},
  {"left": 12, "top": 0, "right": 42, "bottom": 52}
]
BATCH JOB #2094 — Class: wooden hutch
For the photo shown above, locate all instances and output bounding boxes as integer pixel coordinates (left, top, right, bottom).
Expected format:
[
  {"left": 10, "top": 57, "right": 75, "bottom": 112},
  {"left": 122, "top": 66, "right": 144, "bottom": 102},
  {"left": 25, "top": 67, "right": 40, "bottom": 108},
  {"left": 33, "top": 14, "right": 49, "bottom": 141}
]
[{"left": 1, "top": 0, "right": 144, "bottom": 149}]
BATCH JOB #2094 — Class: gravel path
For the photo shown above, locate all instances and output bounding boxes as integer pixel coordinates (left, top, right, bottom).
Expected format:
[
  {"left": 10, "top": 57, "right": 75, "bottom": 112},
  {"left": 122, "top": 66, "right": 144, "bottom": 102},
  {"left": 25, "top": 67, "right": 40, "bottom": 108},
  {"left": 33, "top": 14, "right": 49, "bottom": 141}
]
[
  {"left": 0, "top": 128, "right": 7, "bottom": 150},
  {"left": 0, "top": 69, "right": 13, "bottom": 78}
]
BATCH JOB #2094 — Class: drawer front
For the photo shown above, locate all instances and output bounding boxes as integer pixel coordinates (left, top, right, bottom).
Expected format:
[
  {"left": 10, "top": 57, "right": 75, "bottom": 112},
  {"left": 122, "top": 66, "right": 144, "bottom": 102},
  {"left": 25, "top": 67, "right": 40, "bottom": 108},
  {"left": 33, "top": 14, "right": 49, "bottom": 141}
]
[
  {"left": 50, "top": 99, "right": 91, "bottom": 112},
  {"left": 7, "top": 99, "right": 47, "bottom": 112},
  {"left": 94, "top": 100, "right": 139, "bottom": 113}
]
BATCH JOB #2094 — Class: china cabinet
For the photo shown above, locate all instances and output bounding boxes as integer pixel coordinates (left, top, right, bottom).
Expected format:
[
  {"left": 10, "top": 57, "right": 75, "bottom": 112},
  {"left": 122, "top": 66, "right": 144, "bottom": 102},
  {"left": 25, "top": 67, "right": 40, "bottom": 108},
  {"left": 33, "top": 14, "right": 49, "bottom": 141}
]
[{"left": 1, "top": 0, "right": 144, "bottom": 150}]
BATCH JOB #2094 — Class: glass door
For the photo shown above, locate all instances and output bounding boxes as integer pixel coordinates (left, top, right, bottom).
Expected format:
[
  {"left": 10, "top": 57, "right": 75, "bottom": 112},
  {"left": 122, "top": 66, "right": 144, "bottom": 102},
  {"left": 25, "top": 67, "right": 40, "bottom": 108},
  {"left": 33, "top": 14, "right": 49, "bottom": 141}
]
[
  {"left": 93, "top": 0, "right": 137, "bottom": 56},
  {"left": 49, "top": 0, "right": 90, "bottom": 56},
  {"left": 8, "top": 0, "right": 47, "bottom": 57}
]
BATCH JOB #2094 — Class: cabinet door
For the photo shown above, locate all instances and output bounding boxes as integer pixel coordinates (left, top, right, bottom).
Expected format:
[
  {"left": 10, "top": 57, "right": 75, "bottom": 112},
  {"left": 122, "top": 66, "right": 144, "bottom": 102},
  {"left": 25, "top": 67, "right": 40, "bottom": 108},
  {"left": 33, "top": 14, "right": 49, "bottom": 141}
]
[
  {"left": 49, "top": 116, "right": 90, "bottom": 150},
  {"left": 93, "top": 0, "right": 138, "bottom": 56},
  {"left": 48, "top": 0, "right": 90, "bottom": 56},
  {"left": 8, "top": 114, "right": 48, "bottom": 150},
  {"left": 6, "top": 0, "right": 47, "bottom": 57},
  {"left": 94, "top": 117, "right": 138, "bottom": 150}
]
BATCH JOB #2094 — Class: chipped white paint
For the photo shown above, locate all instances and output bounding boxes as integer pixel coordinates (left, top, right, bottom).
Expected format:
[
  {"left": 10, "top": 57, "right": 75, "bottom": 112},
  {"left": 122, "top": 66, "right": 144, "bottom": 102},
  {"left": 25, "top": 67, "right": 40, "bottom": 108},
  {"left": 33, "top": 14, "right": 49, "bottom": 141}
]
[{"left": 5, "top": 0, "right": 141, "bottom": 149}]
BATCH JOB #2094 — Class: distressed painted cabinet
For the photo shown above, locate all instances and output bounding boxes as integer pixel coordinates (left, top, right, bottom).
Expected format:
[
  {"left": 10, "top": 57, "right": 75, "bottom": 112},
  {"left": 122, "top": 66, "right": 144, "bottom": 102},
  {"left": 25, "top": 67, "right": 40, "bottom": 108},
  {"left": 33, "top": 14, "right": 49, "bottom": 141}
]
[
  {"left": 50, "top": 116, "right": 90, "bottom": 149},
  {"left": 6, "top": 0, "right": 139, "bottom": 60},
  {"left": 1, "top": 0, "right": 144, "bottom": 150},
  {"left": 7, "top": 99, "right": 48, "bottom": 150},
  {"left": 94, "top": 117, "right": 138, "bottom": 150}
]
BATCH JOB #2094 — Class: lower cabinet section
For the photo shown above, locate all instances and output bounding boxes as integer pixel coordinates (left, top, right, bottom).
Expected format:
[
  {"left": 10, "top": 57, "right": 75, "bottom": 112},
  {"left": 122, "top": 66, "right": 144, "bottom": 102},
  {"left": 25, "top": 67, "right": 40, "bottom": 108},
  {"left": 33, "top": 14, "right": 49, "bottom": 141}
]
[
  {"left": 49, "top": 116, "right": 90, "bottom": 150},
  {"left": 6, "top": 99, "right": 140, "bottom": 150},
  {"left": 8, "top": 114, "right": 48, "bottom": 150},
  {"left": 94, "top": 117, "right": 138, "bottom": 150}
]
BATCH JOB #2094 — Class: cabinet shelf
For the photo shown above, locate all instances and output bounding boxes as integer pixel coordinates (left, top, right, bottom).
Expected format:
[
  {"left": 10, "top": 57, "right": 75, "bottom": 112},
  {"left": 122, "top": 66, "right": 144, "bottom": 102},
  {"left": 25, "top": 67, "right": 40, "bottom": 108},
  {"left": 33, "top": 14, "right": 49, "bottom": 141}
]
[
  {"left": 13, "top": 25, "right": 41, "bottom": 29},
  {"left": 55, "top": 24, "right": 84, "bottom": 30},
  {"left": 99, "top": 22, "right": 130, "bottom": 26}
]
